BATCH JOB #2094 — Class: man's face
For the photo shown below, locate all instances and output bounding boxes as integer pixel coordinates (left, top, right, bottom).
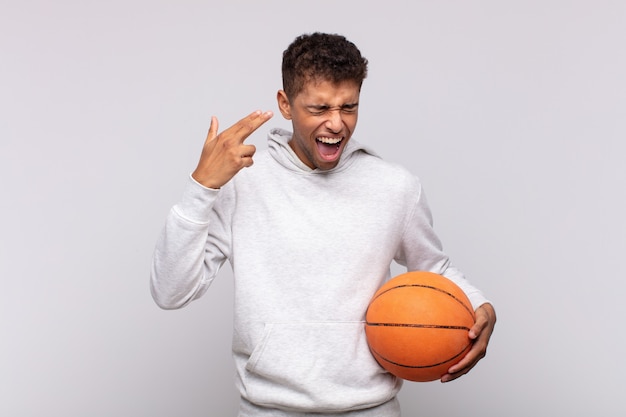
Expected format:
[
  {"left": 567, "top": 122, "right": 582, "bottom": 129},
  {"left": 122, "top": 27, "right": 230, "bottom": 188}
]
[{"left": 277, "top": 79, "right": 360, "bottom": 170}]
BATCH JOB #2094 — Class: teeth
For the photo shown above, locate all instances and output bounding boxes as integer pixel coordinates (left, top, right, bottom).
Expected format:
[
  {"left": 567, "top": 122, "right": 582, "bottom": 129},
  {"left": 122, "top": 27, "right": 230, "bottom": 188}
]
[{"left": 317, "top": 137, "right": 342, "bottom": 144}]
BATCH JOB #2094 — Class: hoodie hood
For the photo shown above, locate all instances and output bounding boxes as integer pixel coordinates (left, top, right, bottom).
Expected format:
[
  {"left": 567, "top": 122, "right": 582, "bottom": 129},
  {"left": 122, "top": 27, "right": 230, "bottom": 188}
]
[{"left": 267, "top": 127, "right": 379, "bottom": 174}]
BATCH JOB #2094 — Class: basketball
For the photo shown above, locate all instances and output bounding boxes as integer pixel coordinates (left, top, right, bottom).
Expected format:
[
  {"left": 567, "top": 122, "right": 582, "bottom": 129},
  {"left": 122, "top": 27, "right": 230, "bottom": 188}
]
[{"left": 365, "top": 271, "right": 475, "bottom": 382}]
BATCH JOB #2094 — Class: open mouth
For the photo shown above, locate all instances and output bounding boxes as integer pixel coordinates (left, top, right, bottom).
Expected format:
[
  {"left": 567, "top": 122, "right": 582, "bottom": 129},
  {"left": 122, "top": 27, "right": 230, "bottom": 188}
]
[{"left": 316, "top": 136, "right": 343, "bottom": 160}]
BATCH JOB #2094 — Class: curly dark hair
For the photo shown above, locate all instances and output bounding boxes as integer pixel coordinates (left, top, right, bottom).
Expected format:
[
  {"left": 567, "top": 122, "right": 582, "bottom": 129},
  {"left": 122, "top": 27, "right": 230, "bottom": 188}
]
[{"left": 281, "top": 32, "right": 368, "bottom": 100}]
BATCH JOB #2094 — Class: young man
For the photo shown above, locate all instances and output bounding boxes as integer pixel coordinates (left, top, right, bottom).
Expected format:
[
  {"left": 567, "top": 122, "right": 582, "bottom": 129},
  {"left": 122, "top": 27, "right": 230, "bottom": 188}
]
[{"left": 151, "top": 32, "right": 496, "bottom": 416}]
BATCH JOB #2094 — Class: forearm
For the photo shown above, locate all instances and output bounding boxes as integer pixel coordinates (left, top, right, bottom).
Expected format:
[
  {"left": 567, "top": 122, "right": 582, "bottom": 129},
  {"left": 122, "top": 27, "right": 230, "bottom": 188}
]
[{"left": 150, "top": 176, "right": 229, "bottom": 309}]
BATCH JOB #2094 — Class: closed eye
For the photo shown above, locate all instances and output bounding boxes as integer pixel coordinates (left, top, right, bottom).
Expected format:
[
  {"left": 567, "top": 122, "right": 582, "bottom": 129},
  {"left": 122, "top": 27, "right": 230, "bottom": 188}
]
[
  {"left": 341, "top": 104, "right": 358, "bottom": 113},
  {"left": 306, "top": 103, "right": 359, "bottom": 115}
]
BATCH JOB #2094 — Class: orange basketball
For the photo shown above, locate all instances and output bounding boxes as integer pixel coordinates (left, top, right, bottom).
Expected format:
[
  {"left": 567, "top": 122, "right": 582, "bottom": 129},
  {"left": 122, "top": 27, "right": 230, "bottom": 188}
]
[{"left": 365, "top": 271, "right": 475, "bottom": 382}]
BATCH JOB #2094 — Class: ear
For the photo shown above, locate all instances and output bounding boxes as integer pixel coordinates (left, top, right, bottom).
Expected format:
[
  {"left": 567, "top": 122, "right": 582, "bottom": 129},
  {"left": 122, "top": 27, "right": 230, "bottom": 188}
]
[{"left": 276, "top": 90, "right": 292, "bottom": 120}]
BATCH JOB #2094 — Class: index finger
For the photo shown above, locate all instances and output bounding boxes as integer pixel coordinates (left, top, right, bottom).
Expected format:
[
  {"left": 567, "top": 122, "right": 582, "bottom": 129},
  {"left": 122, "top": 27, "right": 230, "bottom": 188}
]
[{"left": 226, "top": 110, "right": 274, "bottom": 143}]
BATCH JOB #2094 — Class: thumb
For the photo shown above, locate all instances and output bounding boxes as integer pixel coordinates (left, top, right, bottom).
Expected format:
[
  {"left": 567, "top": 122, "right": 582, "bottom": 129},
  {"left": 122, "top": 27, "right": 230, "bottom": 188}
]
[{"left": 206, "top": 116, "right": 219, "bottom": 142}]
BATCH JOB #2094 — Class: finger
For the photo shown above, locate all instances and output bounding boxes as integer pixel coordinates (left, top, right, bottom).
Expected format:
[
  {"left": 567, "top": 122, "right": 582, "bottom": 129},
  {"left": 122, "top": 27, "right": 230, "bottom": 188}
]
[
  {"left": 441, "top": 363, "right": 474, "bottom": 383},
  {"left": 469, "top": 316, "right": 486, "bottom": 340},
  {"left": 469, "top": 303, "right": 495, "bottom": 339},
  {"left": 448, "top": 346, "right": 479, "bottom": 375},
  {"left": 234, "top": 110, "right": 273, "bottom": 138},
  {"left": 240, "top": 145, "right": 256, "bottom": 168},
  {"left": 229, "top": 110, "right": 274, "bottom": 143},
  {"left": 440, "top": 348, "right": 479, "bottom": 382},
  {"left": 444, "top": 326, "right": 490, "bottom": 381},
  {"left": 239, "top": 144, "right": 256, "bottom": 158},
  {"left": 241, "top": 155, "right": 255, "bottom": 168}
]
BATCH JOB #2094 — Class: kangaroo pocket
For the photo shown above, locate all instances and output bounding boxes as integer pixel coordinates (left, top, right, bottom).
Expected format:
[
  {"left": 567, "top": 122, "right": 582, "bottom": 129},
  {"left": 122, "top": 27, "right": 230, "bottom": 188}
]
[{"left": 243, "top": 321, "right": 400, "bottom": 412}]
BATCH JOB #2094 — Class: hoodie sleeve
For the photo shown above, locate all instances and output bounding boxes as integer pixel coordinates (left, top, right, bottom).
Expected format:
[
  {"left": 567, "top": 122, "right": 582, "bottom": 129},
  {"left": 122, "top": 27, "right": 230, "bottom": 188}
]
[
  {"left": 150, "top": 174, "right": 232, "bottom": 309},
  {"left": 394, "top": 177, "right": 489, "bottom": 310}
]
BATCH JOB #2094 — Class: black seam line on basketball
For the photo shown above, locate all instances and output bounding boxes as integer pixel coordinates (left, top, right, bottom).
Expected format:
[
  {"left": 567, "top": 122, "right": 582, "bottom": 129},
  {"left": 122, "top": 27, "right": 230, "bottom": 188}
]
[
  {"left": 365, "top": 323, "right": 471, "bottom": 330},
  {"left": 371, "top": 343, "right": 472, "bottom": 369},
  {"left": 373, "top": 284, "right": 474, "bottom": 318}
]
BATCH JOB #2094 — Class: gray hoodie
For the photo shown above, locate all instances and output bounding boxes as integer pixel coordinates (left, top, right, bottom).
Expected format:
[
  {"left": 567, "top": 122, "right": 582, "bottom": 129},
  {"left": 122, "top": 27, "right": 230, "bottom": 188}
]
[{"left": 151, "top": 128, "right": 489, "bottom": 416}]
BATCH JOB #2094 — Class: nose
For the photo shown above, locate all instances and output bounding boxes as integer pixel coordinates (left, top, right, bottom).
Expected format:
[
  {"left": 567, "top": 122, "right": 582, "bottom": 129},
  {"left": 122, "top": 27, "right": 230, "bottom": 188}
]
[{"left": 324, "top": 109, "right": 343, "bottom": 133}]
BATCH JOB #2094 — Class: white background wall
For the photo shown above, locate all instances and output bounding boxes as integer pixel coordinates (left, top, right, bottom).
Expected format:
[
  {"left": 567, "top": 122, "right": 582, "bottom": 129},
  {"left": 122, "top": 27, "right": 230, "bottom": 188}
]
[{"left": 2, "top": 1, "right": 625, "bottom": 416}]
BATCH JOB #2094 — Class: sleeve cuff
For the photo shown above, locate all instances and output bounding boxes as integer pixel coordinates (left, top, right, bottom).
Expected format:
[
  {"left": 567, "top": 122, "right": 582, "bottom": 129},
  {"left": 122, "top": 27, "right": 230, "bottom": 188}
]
[{"left": 172, "top": 174, "right": 221, "bottom": 224}]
